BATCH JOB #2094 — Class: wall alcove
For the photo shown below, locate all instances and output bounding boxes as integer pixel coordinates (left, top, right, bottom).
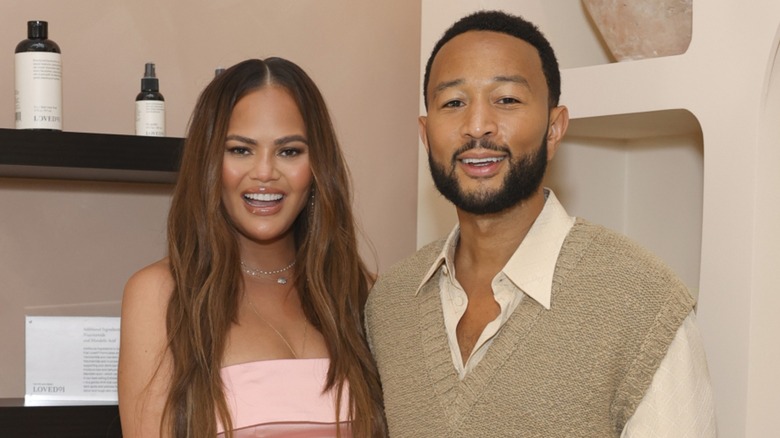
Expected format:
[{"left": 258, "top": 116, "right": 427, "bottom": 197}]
[{"left": 547, "top": 109, "right": 704, "bottom": 295}]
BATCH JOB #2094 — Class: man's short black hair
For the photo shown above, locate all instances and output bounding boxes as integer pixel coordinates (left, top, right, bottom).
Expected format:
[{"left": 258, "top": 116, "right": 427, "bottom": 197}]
[{"left": 423, "top": 10, "right": 561, "bottom": 109}]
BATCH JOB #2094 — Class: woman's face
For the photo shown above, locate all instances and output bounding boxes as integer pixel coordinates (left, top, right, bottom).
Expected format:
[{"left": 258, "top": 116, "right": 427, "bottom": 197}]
[{"left": 221, "top": 86, "right": 313, "bottom": 244}]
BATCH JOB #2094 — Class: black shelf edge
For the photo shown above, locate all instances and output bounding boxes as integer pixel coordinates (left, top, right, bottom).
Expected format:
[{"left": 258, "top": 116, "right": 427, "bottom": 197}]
[
  {"left": 0, "top": 398, "right": 122, "bottom": 437},
  {"left": 0, "top": 128, "right": 183, "bottom": 183}
]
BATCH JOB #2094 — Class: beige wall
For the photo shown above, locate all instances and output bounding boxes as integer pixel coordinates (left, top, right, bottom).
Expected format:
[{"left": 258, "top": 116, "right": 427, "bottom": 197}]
[
  {"left": 0, "top": 1, "right": 421, "bottom": 397},
  {"left": 5, "top": 1, "right": 780, "bottom": 436}
]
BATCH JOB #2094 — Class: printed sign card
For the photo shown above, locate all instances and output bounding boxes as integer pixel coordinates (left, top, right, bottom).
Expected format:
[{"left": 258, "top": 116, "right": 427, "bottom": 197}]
[{"left": 25, "top": 316, "right": 120, "bottom": 406}]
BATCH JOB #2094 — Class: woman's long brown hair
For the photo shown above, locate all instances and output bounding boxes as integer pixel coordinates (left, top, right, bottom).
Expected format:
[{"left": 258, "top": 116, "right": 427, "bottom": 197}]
[{"left": 163, "top": 58, "right": 386, "bottom": 437}]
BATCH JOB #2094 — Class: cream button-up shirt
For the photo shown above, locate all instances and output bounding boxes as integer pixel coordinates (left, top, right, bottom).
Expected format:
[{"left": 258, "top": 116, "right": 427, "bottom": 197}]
[{"left": 415, "top": 189, "right": 716, "bottom": 437}]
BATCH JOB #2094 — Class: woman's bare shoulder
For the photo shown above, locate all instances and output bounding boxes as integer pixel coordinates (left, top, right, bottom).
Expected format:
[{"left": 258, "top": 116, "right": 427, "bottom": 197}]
[
  {"left": 121, "top": 259, "right": 175, "bottom": 329},
  {"left": 124, "top": 259, "right": 173, "bottom": 304}
]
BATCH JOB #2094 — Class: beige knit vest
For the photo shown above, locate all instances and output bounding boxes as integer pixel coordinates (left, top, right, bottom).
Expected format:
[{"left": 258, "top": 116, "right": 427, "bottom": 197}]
[{"left": 366, "top": 219, "right": 694, "bottom": 437}]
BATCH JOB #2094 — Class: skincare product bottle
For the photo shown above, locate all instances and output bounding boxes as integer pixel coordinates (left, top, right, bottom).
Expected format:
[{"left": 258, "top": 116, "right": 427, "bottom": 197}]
[
  {"left": 135, "top": 62, "right": 165, "bottom": 136},
  {"left": 15, "top": 20, "right": 62, "bottom": 130}
]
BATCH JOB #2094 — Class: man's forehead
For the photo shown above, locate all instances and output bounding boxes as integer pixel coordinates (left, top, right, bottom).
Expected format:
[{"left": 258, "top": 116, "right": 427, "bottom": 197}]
[
  {"left": 429, "top": 31, "right": 543, "bottom": 86},
  {"left": 438, "top": 31, "right": 537, "bottom": 57}
]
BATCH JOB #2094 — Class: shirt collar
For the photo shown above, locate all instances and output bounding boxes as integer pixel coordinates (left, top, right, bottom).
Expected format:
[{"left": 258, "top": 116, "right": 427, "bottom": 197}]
[
  {"left": 415, "top": 226, "right": 458, "bottom": 294},
  {"left": 415, "top": 189, "right": 575, "bottom": 310}
]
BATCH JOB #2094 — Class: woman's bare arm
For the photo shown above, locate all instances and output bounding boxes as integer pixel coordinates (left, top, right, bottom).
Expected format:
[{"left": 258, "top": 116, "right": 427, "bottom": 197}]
[{"left": 118, "top": 260, "right": 174, "bottom": 438}]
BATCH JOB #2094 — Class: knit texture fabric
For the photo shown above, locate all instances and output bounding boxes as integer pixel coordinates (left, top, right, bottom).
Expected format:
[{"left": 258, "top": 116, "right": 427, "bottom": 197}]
[{"left": 365, "top": 219, "right": 694, "bottom": 437}]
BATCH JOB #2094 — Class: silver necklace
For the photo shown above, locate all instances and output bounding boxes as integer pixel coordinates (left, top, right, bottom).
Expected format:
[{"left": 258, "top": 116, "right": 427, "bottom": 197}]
[
  {"left": 241, "top": 260, "right": 296, "bottom": 285},
  {"left": 246, "top": 295, "right": 308, "bottom": 359}
]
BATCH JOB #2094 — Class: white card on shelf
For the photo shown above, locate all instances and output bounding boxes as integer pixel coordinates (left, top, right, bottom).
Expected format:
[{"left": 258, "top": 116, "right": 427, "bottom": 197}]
[{"left": 24, "top": 316, "right": 120, "bottom": 406}]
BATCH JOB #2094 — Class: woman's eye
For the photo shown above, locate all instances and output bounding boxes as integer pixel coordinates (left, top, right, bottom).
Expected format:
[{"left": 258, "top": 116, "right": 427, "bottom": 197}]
[
  {"left": 279, "top": 148, "right": 302, "bottom": 158},
  {"left": 226, "top": 146, "right": 251, "bottom": 155}
]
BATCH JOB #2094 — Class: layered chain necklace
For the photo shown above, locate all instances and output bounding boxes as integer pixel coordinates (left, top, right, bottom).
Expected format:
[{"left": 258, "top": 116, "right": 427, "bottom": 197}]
[
  {"left": 241, "top": 260, "right": 296, "bottom": 285},
  {"left": 241, "top": 259, "right": 307, "bottom": 358}
]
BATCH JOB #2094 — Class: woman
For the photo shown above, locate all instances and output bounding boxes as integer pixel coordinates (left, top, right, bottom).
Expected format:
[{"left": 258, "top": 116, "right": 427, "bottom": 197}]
[{"left": 118, "top": 58, "right": 386, "bottom": 437}]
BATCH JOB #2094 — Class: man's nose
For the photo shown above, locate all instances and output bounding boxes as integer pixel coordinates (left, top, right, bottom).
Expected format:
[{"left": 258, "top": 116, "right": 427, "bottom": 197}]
[{"left": 462, "top": 101, "right": 497, "bottom": 139}]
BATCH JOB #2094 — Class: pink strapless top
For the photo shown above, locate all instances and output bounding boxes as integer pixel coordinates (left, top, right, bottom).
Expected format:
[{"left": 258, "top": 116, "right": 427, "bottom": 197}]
[{"left": 217, "top": 358, "right": 351, "bottom": 437}]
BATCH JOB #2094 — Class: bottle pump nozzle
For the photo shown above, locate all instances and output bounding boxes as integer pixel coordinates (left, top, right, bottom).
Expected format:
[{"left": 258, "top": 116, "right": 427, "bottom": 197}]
[{"left": 141, "top": 62, "right": 159, "bottom": 92}]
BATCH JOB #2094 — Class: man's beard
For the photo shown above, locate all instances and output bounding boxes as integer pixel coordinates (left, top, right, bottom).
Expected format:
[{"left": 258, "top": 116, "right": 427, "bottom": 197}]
[{"left": 428, "top": 136, "right": 548, "bottom": 215}]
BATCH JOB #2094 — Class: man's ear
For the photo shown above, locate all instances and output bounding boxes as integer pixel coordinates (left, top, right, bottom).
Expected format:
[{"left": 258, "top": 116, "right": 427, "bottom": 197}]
[
  {"left": 418, "top": 115, "right": 430, "bottom": 153},
  {"left": 546, "top": 105, "right": 569, "bottom": 161}
]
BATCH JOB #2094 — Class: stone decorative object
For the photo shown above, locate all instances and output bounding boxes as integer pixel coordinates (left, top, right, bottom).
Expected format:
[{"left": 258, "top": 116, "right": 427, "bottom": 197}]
[{"left": 582, "top": 0, "right": 693, "bottom": 61}]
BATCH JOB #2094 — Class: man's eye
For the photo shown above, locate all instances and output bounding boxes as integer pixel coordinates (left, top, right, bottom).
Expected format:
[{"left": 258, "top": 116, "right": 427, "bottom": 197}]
[
  {"left": 497, "top": 97, "right": 521, "bottom": 104},
  {"left": 443, "top": 100, "right": 464, "bottom": 108}
]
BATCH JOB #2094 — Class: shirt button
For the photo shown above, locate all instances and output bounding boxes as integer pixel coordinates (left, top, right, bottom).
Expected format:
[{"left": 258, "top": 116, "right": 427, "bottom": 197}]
[{"left": 454, "top": 296, "right": 465, "bottom": 306}]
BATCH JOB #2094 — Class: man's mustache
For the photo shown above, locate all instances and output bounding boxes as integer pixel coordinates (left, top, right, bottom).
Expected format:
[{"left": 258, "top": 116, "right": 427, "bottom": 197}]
[{"left": 451, "top": 139, "right": 512, "bottom": 164}]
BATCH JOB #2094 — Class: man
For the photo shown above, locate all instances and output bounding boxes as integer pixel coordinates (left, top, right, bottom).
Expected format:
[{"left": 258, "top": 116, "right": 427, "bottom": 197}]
[{"left": 365, "top": 10, "right": 716, "bottom": 437}]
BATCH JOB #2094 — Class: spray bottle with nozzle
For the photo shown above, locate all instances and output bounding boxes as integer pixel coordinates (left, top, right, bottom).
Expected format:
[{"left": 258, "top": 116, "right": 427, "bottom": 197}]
[{"left": 135, "top": 62, "right": 165, "bottom": 136}]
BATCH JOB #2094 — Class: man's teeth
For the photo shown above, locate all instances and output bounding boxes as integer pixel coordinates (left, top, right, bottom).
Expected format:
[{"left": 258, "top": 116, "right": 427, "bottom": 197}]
[
  {"left": 461, "top": 157, "right": 504, "bottom": 165},
  {"left": 244, "top": 193, "right": 283, "bottom": 201}
]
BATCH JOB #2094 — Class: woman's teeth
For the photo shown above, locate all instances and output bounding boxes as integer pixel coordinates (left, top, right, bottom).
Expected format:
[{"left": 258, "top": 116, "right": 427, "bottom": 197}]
[{"left": 244, "top": 193, "right": 283, "bottom": 202}]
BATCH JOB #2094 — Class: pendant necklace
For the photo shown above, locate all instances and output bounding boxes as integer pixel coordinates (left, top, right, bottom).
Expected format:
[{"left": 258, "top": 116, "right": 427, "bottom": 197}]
[
  {"left": 241, "top": 260, "right": 296, "bottom": 285},
  {"left": 246, "top": 296, "right": 308, "bottom": 359}
]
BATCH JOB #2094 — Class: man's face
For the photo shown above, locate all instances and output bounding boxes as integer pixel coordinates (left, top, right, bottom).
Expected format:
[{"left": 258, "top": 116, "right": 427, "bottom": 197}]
[{"left": 419, "top": 31, "right": 565, "bottom": 215}]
